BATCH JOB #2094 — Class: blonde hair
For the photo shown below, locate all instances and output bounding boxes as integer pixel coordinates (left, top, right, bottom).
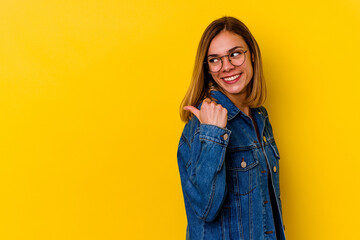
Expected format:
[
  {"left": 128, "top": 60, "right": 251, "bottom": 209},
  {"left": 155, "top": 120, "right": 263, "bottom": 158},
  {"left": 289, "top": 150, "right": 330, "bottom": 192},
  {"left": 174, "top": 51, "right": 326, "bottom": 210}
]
[{"left": 179, "top": 16, "right": 267, "bottom": 123}]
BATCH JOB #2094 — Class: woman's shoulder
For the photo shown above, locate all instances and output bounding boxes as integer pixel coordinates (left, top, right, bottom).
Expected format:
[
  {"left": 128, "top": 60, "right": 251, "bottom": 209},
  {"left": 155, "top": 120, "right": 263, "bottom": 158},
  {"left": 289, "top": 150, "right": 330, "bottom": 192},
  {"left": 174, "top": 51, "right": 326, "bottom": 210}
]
[
  {"left": 181, "top": 101, "right": 203, "bottom": 137},
  {"left": 253, "top": 105, "right": 269, "bottom": 117},
  {"left": 181, "top": 114, "right": 200, "bottom": 141}
]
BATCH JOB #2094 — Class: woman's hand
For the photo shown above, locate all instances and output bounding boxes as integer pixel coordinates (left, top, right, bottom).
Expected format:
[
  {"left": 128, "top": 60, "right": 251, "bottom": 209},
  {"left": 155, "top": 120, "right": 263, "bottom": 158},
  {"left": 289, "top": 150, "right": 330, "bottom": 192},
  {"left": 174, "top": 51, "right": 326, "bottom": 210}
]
[{"left": 183, "top": 98, "right": 228, "bottom": 128}]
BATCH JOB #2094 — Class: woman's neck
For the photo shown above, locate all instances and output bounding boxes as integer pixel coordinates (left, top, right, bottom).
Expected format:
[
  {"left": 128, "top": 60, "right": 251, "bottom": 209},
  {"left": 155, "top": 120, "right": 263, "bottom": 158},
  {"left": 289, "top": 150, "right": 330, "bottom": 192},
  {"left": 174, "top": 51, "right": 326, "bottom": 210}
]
[
  {"left": 211, "top": 84, "right": 252, "bottom": 117},
  {"left": 222, "top": 90, "right": 251, "bottom": 117}
]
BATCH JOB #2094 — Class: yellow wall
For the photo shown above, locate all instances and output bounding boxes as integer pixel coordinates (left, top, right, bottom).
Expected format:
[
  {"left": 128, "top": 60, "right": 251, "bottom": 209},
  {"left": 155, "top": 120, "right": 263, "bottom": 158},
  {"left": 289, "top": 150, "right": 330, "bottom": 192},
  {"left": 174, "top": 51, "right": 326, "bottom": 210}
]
[{"left": 0, "top": 0, "right": 359, "bottom": 239}]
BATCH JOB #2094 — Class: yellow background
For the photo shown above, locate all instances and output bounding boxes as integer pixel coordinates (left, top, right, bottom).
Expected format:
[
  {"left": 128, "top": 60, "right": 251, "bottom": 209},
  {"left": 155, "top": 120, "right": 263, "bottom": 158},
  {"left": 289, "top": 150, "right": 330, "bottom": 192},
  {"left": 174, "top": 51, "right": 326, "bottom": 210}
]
[{"left": 0, "top": 0, "right": 359, "bottom": 239}]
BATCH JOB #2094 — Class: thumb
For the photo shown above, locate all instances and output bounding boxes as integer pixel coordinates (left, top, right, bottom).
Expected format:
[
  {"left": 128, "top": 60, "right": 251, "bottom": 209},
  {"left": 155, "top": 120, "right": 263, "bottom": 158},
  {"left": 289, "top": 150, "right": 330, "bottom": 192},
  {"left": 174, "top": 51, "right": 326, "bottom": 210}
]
[{"left": 183, "top": 106, "right": 201, "bottom": 122}]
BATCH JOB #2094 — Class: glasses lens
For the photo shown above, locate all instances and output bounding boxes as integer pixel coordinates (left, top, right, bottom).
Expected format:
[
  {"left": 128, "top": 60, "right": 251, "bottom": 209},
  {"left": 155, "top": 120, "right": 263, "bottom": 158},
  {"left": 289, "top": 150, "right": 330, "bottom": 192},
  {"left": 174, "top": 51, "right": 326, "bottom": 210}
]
[
  {"left": 207, "top": 49, "right": 246, "bottom": 73},
  {"left": 207, "top": 57, "right": 221, "bottom": 73},
  {"left": 229, "top": 50, "right": 246, "bottom": 66}
]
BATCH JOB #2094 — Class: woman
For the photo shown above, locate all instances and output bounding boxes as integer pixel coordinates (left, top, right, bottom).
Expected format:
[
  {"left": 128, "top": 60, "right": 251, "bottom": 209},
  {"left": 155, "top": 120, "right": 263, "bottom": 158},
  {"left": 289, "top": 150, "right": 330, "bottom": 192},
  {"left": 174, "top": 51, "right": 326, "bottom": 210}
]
[{"left": 177, "top": 16, "right": 286, "bottom": 240}]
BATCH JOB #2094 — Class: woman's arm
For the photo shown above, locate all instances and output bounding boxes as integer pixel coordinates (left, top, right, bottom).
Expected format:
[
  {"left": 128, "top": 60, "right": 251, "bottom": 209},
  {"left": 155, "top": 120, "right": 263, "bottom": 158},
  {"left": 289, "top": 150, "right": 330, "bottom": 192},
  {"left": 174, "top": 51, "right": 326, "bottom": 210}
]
[{"left": 177, "top": 122, "right": 231, "bottom": 222}]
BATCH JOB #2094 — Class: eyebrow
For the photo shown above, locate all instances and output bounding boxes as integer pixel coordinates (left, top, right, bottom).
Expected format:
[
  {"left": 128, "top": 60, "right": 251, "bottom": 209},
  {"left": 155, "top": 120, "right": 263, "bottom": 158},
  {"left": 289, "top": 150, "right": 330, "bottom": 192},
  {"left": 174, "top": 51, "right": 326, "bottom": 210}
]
[{"left": 207, "top": 46, "right": 244, "bottom": 58}]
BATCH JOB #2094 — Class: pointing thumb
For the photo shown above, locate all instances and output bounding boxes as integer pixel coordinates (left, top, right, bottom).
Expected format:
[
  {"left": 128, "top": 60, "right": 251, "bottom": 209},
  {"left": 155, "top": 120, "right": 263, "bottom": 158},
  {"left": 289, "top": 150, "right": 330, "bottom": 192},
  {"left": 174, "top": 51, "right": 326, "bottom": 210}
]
[{"left": 183, "top": 106, "right": 201, "bottom": 122}]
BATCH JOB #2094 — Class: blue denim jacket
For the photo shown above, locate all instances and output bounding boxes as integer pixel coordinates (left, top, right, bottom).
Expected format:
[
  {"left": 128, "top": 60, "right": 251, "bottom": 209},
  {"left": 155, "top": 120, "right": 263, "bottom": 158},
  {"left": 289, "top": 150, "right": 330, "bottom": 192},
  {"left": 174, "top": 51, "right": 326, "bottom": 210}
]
[{"left": 177, "top": 90, "right": 286, "bottom": 240}]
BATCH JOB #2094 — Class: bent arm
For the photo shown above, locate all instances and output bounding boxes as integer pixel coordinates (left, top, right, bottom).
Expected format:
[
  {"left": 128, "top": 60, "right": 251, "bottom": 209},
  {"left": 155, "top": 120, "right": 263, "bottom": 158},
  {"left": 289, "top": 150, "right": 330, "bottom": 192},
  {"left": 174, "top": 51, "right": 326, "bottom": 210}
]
[{"left": 177, "top": 123, "right": 231, "bottom": 222}]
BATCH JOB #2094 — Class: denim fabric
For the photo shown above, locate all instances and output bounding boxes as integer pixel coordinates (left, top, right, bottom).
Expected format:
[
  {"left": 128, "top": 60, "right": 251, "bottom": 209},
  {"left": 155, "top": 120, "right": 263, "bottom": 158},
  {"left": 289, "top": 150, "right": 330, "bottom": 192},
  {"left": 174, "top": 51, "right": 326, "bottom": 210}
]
[{"left": 177, "top": 90, "right": 286, "bottom": 240}]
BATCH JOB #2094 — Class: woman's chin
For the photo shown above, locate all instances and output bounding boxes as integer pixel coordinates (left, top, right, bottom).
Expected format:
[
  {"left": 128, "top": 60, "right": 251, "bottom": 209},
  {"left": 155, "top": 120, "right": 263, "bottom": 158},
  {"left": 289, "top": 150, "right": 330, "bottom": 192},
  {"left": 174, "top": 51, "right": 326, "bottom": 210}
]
[{"left": 221, "top": 86, "right": 246, "bottom": 96}]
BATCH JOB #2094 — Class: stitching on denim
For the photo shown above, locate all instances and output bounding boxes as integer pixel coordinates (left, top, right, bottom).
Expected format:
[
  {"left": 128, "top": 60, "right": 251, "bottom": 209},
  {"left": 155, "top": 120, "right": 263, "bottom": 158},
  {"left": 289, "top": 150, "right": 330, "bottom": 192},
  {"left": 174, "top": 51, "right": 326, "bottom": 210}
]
[
  {"left": 192, "top": 135, "right": 201, "bottom": 169},
  {"left": 249, "top": 170, "right": 253, "bottom": 239},
  {"left": 201, "top": 147, "right": 226, "bottom": 221},
  {"left": 200, "top": 123, "right": 229, "bottom": 132},
  {"left": 269, "top": 142, "right": 280, "bottom": 159},
  {"left": 228, "top": 110, "right": 240, "bottom": 121},
  {"left": 179, "top": 140, "right": 185, "bottom": 148},
  {"left": 185, "top": 138, "right": 226, "bottom": 221},
  {"left": 201, "top": 221, "right": 205, "bottom": 240},
  {"left": 195, "top": 126, "right": 200, "bottom": 135},
  {"left": 199, "top": 135, "right": 223, "bottom": 144},
  {"left": 221, "top": 207, "right": 231, "bottom": 240},
  {"left": 236, "top": 177, "right": 244, "bottom": 239},
  {"left": 181, "top": 134, "right": 191, "bottom": 148},
  {"left": 228, "top": 145, "right": 258, "bottom": 152},
  {"left": 221, "top": 209, "right": 225, "bottom": 240},
  {"left": 185, "top": 158, "right": 192, "bottom": 169},
  {"left": 240, "top": 185, "right": 257, "bottom": 196},
  {"left": 180, "top": 134, "right": 192, "bottom": 169},
  {"left": 199, "top": 137, "right": 226, "bottom": 146},
  {"left": 258, "top": 111, "right": 269, "bottom": 138},
  {"left": 183, "top": 192, "right": 199, "bottom": 222},
  {"left": 232, "top": 185, "right": 257, "bottom": 196},
  {"left": 201, "top": 171, "right": 218, "bottom": 220},
  {"left": 199, "top": 132, "right": 224, "bottom": 142},
  {"left": 227, "top": 161, "right": 259, "bottom": 171},
  {"left": 216, "top": 148, "right": 226, "bottom": 172},
  {"left": 259, "top": 106, "right": 268, "bottom": 117},
  {"left": 190, "top": 129, "right": 200, "bottom": 145}
]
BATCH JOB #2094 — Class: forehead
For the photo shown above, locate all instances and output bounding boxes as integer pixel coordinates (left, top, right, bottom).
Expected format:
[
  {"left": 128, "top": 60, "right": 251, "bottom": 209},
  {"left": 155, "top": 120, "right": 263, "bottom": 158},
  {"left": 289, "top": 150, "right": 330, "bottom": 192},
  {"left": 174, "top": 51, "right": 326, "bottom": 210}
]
[{"left": 208, "top": 30, "right": 248, "bottom": 55}]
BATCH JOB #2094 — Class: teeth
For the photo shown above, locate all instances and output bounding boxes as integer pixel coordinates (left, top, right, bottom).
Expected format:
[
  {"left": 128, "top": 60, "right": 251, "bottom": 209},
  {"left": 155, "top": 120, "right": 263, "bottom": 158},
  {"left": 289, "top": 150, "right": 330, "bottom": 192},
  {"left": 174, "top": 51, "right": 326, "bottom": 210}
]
[{"left": 223, "top": 74, "right": 241, "bottom": 81}]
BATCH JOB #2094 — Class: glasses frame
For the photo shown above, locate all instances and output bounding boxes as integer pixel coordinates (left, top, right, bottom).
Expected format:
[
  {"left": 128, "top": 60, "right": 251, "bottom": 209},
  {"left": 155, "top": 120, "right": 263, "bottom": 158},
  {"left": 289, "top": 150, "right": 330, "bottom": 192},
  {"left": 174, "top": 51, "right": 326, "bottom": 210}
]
[{"left": 204, "top": 49, "right": 248, "bottom": 73}]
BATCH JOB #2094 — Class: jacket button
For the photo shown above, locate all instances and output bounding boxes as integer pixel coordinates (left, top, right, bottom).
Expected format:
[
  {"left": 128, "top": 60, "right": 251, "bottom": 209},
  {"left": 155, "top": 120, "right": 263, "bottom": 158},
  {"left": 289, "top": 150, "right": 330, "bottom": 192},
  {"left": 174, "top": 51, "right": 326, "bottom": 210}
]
[
  {"left": 263, "top": 136, "right": 267, "bottom": 142},
  {"left": 264, "top": 200, "right": 268, "bottom": 204},
  {"left": 241, "top": 158, "right": 247, "bottom": 168},
  {"left": 265, "top": 231, "right": 273, "bottom": 234},
  {"left": 273, "top": 166, "right": 277, "bottom": 172},
  {"left": 223, "top": 133, "right": 229, "bottom": 141},
  {"left": 222, "top": 133, "right": 229, "bottom": 140}
]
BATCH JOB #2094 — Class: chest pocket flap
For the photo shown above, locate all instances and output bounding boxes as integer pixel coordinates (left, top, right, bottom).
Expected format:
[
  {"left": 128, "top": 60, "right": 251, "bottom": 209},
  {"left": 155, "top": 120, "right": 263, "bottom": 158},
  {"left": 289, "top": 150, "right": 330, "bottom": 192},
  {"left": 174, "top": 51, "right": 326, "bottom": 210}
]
[{"left": 225, "top": 149, "right": 259, "bottom": 195}]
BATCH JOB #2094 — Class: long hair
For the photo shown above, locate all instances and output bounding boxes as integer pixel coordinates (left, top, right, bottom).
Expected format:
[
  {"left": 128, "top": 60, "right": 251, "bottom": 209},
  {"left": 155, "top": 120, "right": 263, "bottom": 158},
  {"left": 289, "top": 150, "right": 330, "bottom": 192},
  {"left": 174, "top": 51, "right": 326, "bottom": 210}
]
[{"left": 179, "top": 16, "right": 267, "bottom": 123}]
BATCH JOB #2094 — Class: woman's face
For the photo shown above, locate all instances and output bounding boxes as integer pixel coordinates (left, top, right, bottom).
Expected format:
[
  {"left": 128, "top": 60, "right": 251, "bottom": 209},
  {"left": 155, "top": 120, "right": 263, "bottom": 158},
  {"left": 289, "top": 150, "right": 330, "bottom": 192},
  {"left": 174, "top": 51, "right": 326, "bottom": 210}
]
[{"left": 207, "top": 30, "right": 254, "bottom": 101}]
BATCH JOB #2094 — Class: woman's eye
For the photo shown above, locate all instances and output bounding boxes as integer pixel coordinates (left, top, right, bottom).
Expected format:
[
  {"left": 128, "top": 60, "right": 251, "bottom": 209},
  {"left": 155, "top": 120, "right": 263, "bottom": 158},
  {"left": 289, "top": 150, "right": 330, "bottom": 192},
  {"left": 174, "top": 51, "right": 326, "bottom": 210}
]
[
  {"left": 231, "top": 51, "right": 242, "bottom": 57},
  {"left": 209, "top": 58, "right": 219, "bottom": 64}
]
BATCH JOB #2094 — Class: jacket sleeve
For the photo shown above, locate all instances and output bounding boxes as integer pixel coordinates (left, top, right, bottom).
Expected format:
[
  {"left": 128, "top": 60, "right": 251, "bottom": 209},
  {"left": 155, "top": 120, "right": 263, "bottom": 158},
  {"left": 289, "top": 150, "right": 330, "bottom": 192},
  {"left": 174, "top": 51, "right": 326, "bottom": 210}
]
[{"left": 177, "top": 122, "right": 231, "bottom": 222}]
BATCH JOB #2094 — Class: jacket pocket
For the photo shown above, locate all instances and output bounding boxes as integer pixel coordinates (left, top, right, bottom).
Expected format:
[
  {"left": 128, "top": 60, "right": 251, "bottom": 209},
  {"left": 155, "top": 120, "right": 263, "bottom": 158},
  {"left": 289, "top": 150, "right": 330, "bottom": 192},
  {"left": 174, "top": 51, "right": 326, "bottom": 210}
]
[
  {"left": 267, "top": 140, "right": 281, "bottom": 198},
  {"left": 226, "top": 149, "right": 259, "bottom": 196},
  {"left": 269, "top": 139, "right": 280, "bottom": 159}
]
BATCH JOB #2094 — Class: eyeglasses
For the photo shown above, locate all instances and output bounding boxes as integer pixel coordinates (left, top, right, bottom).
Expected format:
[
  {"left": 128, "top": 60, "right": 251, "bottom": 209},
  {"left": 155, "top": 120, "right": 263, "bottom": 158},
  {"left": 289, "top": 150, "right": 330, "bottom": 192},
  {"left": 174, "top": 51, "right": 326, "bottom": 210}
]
[{"left": 204, "top": 48, "right": 248, "bottom": 73}]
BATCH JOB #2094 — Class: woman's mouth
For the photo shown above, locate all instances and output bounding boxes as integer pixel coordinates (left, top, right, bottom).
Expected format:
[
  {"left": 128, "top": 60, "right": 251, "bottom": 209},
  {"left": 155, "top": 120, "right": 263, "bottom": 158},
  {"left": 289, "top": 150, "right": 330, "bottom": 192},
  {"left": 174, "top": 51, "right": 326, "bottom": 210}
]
[{"left": 222, "top": 73, "right": 242, "bottom": 84}]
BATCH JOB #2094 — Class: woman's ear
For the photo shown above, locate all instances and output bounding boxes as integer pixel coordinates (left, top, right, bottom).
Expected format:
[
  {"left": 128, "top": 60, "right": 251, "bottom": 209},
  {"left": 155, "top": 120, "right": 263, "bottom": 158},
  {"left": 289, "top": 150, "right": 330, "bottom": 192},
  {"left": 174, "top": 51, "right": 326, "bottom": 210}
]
[{"left": 252, "top": 53, "right": 255, "bottom": 62}]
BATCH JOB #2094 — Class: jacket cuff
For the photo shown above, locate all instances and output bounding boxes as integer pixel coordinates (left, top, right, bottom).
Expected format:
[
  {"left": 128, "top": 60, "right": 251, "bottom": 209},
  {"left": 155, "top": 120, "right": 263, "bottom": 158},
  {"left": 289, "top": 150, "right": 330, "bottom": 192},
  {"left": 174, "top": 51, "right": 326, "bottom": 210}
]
[{"left": 199, "top": 124, "right": 231, "bottom": 145}]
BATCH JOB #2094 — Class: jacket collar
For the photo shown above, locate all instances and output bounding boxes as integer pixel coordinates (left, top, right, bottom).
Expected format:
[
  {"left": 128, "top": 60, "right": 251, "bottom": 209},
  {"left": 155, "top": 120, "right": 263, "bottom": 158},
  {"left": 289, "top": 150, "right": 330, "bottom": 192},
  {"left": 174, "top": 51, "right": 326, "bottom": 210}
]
[{"left": 210, "top": 90, "right": 268, "bottom": 123}]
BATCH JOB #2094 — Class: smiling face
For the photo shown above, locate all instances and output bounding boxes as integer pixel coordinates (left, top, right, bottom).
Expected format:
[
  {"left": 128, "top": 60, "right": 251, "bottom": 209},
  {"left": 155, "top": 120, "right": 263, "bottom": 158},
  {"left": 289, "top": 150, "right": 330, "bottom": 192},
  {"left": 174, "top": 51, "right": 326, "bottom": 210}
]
[{"left": 207, "top": 30, "right": 254, "bottom": 103}]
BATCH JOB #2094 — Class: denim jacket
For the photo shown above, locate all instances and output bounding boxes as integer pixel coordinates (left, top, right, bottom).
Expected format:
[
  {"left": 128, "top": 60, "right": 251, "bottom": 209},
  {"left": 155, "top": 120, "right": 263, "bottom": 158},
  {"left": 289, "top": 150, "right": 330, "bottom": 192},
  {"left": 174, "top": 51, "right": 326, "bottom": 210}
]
[{"left": 177, "top": 90, "right": 286, "bottom": 240}]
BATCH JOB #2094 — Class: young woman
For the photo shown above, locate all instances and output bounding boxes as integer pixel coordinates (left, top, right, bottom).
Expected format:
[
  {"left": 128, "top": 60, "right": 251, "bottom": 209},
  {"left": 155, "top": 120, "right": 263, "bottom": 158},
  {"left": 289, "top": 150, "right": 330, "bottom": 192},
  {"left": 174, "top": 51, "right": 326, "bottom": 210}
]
[{"left": 177, "top": 16, "right": 286, "bottom": 240}]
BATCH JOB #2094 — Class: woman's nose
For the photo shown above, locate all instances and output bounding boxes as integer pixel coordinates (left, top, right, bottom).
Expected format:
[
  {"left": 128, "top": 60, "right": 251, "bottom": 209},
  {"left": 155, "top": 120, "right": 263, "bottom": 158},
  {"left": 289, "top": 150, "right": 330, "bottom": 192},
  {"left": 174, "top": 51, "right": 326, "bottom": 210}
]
[{"left": 221, "top": 57, "right": 235, "bottom": 71}]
